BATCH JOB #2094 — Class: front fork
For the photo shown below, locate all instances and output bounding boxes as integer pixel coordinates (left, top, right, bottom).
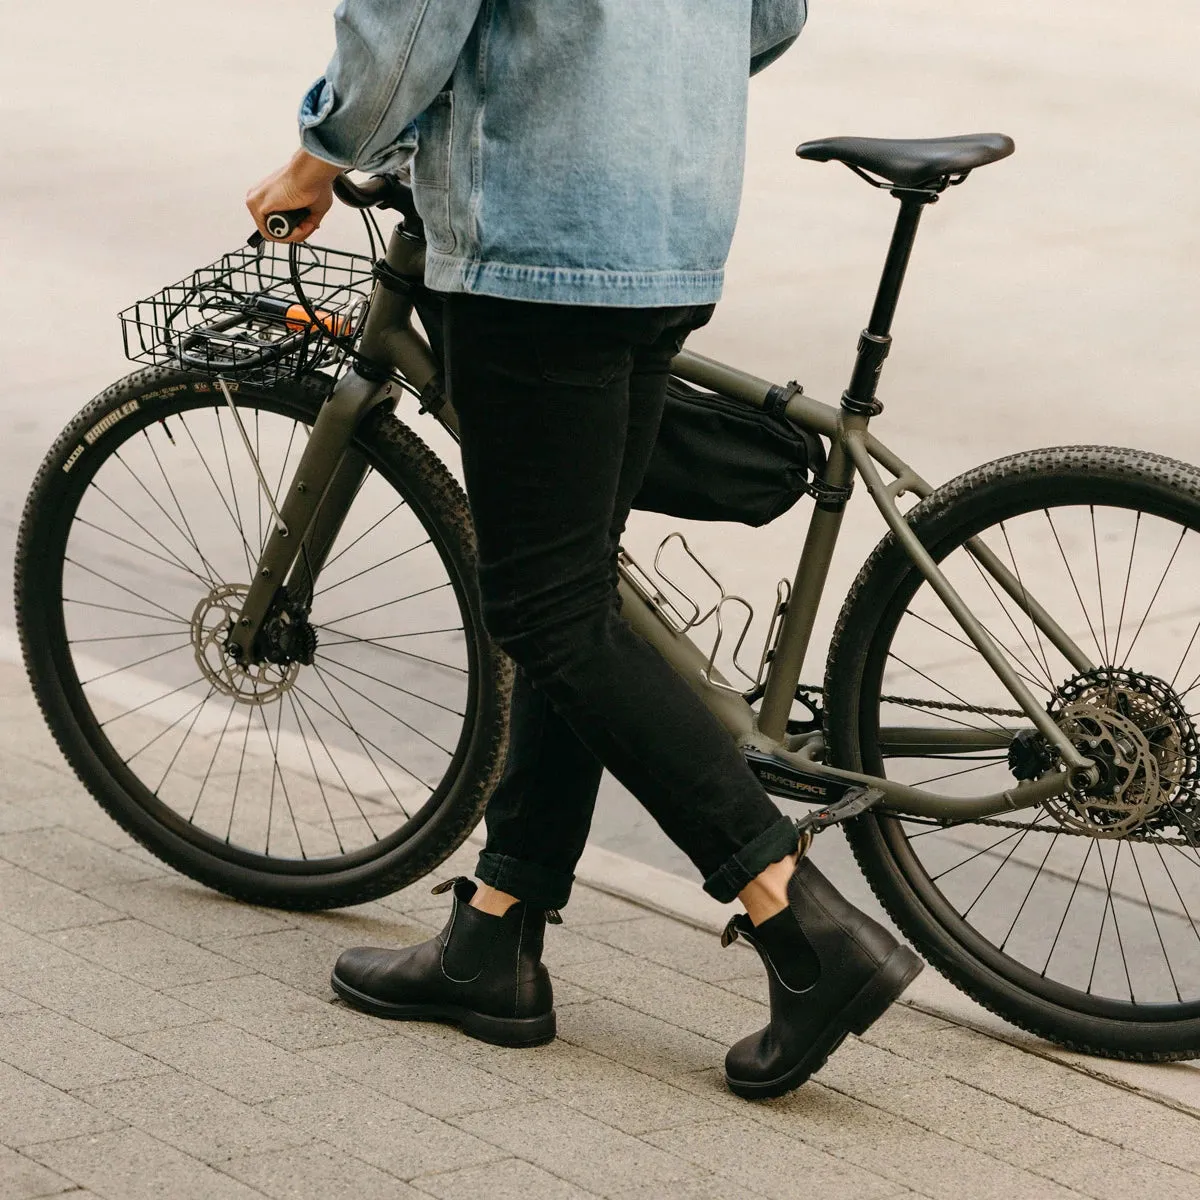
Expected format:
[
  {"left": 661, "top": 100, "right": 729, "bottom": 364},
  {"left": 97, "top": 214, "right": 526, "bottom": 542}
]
[
  {"left": 225, "top": 371, "right": 391, "bottom": 662},
  {"left": 226, "top": 225, "right": 435, "bottom": 664}
]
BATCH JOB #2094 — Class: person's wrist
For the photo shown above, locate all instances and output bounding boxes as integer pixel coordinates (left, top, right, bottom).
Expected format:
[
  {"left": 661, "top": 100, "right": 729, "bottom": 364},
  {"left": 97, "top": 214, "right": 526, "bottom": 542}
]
[{"left": 289, "top": 147, "right": 343, "bottom": 184}]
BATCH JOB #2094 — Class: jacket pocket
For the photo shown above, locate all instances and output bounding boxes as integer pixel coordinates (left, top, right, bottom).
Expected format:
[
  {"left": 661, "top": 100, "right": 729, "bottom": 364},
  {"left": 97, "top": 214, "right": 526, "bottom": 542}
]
[{"left": 413, "top": 91, "right": 455, "bottom": 253}]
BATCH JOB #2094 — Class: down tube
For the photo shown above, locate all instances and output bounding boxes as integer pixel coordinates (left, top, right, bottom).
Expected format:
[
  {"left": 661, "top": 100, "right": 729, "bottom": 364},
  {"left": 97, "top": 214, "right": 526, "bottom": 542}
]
[{"left": 615, "top": 574, "right": 758, "bottom": 741}]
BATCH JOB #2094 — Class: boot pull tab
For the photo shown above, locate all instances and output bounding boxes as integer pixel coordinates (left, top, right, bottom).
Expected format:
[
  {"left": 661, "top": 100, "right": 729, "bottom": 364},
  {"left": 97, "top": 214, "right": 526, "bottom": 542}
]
[
  {"left": 721, "top": 916, "right": 741, "bottom": 948},
  {"left": 430, "top": 877, "right": 463, "bottom": 895},
  {"left": 545, "top": 909, "right": 563, "bottom": 925}
]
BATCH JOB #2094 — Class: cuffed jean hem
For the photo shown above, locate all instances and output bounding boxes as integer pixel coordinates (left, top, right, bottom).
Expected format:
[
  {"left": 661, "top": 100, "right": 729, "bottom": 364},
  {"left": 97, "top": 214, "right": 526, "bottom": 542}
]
[
  {"left": 702, "top": 815, "right": 801, "bottom": 904},
  {"left": 475, "top": 850, "right": 575, "bottom": 911}
]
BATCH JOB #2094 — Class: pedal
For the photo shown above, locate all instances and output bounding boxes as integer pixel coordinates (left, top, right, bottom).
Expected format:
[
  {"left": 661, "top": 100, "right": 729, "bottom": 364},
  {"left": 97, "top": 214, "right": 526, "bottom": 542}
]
[{"left": 793, "top": 787, "right": 885, "bottom": 838}]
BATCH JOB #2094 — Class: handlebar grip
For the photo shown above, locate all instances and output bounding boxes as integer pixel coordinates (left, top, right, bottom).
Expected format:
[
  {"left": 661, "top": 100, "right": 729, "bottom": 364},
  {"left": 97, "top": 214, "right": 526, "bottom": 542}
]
[{"left": 247, "top": 207, "right": 312, "bottom": 249}]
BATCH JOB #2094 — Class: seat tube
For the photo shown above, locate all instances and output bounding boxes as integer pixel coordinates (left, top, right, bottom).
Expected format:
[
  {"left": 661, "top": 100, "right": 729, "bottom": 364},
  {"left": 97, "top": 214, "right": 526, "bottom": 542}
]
[
  {"left": 757, "top": 193, "right": 930, "bottom": 741},
  {"left": 756, "top": 432, "right": 857, "bottom": 741}
]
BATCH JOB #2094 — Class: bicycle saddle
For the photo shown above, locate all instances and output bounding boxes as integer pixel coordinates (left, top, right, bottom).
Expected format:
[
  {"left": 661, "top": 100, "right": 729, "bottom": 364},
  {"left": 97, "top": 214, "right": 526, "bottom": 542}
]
[{"left": 796, "top": 133, "right": 1015, "bottom": 189}]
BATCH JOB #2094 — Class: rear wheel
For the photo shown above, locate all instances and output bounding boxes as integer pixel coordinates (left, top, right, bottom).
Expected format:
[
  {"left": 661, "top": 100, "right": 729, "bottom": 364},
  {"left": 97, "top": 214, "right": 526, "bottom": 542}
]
[
  {"left": 827, "top": 446, "right": 1200, "bottom": 1059},
  {"left": 16, "top": 367, "right": 512, "bottom": 909}
]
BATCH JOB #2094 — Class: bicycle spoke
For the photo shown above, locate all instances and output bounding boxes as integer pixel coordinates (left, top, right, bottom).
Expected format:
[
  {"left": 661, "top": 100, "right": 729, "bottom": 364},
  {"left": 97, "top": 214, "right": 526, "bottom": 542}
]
[
  {"left": 153, "top": 687, "right": 217, "bottom": 795},
  {"left": 81, "top": 499, "right": 211, "bottom": 589},
  {"left": 1089, "top": 506, "right": 1111, "bottom": 665},
  {"left": 1087, "top": 840, "right": 1134, "bottom": 1002},
  {"left": 177, "top": 412, "right": 256, "bottom": 571},
  {"left": 289, "top": 689, "right": 383, "bottom": 841},
  {"left": 315, "top": 652, "right": 464, "bottom": 718},
  {"left": 116, "top": 446, "right": 222, "bottom": 589},
  {"left": 1119, "top": 525, "right": 1188, "bottom": 669},
  {"left": 960, "top": 819, "right": 1039, "bottom": 921},
  {"left": 886, "top": 653, "right": 1013, "bottom": 735},
  {"left": 213, "top": 408, "right": 255, "bottom": 581},
  {"left": 226, "top": 699, "right": 256, "bottom": 844},
  {"left": 999, "top": 830, "right": 1061, "bottom": 951},
  {"left": 314, "top": 660, "right": 455, "bottom": 758},
  {"left": 1152, "top": 841, "right": 1200, "bottom": 955},
  {"left": 906, "top": 610, "right": 1048, "bottom": 693},
  {"left": 285, "top": 691, "right": 349, "bottom": 852},
  {"left": 1110, "top": 510, "right": 1140, "bottom": 666},
  {"left": 321, "top": 580, "right": 454, "bottom": 627},
  {"left": 190, "top": 696, "right": 238, "bottom": 824},
  {"left": 123, "top": 687, "right": 211, "bottom": 768},
  {"left": 1128, "top": 843, "right": 1182, "bottom": 1003},
  {"left": 997, "top": 519, "right": 1056, "bottom": 688},
  {"left": 928, "top": 824, "right": 1028, "bottom": 883},
  {"left": 907, "top": 756, "right": 1007, "bottom": 788},
  {"left": 254, "top": 694, "right": 305, "bottom": 859},
  {"left": 315, "top": 538, "right": 432, "bottom": 598},
  {"left": 79, "top": 640, "right": 191, "bottom": 686},
  {"left": 1041, "top": 839, "right": 1095, "bottom": 978},
  {"left": 295, "top": 679, "right": 431, "bottom": 799},
  {"left": 303, "top": 671, "right": 426, "bottom": 809},
  {"left": 317, "top": 622, "right": 467, "bottom": 676},
  {"left": 1043, "top": 509, "right": 1106, "bottom": 665},
  {"left": 65, "top": 558, "right": 188, "bottom": 625},
  {"left": 318, "top": 499, "right": 407, "bottom": 576},
  {"left": 965, "top": 533, "right": 1056, "bottom": 691},
  {"left": 98, "top": 676, "right": 208, "bottom": 728},
  {"left": 320, "top": 624, "right": 464, "bottom": 645}
]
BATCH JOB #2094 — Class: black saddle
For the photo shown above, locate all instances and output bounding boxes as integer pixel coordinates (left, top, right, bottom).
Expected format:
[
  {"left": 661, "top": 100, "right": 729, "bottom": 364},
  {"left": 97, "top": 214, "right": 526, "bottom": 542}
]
[{"left": 796, "top": 133, "right": 1015, "bottom": 189}]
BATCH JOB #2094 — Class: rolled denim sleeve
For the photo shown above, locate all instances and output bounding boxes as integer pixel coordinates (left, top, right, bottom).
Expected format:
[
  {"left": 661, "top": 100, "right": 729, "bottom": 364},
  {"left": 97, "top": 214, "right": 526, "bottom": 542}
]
[
  {"left": 299, "top": 0, "right": 485, "bottom": 172},
  {"left": 750, "top": 0, "right": 807, "bottom": 75}
]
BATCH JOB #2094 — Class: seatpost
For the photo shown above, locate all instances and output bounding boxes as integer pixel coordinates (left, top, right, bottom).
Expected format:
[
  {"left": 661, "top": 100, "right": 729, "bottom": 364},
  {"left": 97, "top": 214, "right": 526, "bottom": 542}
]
[
  {"left": 756, "top": 188, "right": 939, "bottom": 742},
  {"left": 842, "top": 193, "right": 934, "bottom": 416}
]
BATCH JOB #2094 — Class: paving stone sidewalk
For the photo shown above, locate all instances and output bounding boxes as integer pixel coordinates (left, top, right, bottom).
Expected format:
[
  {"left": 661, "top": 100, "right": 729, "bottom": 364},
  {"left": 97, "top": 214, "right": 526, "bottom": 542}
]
[{"left": 1, "top": 660, "right": 1200, "bottom": 1200}]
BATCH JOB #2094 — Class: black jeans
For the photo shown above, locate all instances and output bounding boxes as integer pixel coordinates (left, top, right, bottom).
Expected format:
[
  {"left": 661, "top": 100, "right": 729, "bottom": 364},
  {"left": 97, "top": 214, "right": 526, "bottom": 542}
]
[{"left": 444, "top": 293, "right": 798, "bottom": 909}]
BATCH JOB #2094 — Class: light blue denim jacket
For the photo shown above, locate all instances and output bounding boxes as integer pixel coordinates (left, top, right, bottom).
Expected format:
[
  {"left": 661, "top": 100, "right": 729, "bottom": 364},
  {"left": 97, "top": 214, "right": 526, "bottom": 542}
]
[{"left": 300, "top": 0, "right": 807, "bottom": 306}]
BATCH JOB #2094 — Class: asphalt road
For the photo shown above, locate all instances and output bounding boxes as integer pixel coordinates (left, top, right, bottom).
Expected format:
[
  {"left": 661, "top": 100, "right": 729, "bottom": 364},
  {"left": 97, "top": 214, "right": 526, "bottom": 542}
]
[{"left": 5, "top": 1, "right": 1200, "bottom": 990}]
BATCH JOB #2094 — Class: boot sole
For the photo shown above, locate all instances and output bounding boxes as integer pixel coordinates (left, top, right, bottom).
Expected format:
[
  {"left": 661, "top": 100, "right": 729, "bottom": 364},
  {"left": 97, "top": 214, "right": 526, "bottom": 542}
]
[
  {"left": 330, "top": 970, "right": 556, "bottom": 1048},
  {"left": 725, "top": 945, "right": 924, "bottom": 1100}
]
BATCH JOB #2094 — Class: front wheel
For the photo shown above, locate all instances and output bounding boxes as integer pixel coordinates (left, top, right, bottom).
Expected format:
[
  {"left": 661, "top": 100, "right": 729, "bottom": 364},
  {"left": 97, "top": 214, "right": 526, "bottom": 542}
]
[
  {"left": 826, "top": 445, "right": 1200, "bottom": 1060},
  {"left": 17, "top": 367, "right": 512, "bottom": 910}
]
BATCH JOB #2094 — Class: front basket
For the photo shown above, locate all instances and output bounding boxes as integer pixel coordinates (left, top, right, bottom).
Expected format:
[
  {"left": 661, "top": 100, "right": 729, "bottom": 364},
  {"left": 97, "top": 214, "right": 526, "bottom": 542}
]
[{"left": 119, "top": 241, "right": 375, "bottom": 386}]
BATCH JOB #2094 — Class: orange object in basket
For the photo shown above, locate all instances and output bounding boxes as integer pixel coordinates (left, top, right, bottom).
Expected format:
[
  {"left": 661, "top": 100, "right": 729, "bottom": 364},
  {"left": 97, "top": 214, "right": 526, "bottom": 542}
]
[{"left": 283, "top": 304, "right": 352, "bottom": 337}]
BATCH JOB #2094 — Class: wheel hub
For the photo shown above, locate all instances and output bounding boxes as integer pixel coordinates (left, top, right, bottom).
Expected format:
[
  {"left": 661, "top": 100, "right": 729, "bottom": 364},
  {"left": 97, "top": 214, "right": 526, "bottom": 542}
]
[
  {"left": 191, "top": 583, "right": 301, "bottom": 705},
  {"left": 1039, "top": 667, "right": 1200, "bottom": 838}
]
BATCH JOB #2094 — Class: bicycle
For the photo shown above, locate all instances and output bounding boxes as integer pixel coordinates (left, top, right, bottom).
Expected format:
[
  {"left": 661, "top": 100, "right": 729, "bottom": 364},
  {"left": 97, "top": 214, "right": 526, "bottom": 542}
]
[{"left": 18, "top": 131, "right": 1200, "bottom": 1062}]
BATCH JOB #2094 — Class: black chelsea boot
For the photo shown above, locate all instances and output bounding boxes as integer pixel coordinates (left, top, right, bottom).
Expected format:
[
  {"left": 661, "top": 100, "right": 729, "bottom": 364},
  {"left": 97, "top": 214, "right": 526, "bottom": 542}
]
[
  {"left": 722, "top": 856, "right": 923, "bottom": 1099},
  {"left": 331, "top": 877, "right": 557, "bottom": 1047}
]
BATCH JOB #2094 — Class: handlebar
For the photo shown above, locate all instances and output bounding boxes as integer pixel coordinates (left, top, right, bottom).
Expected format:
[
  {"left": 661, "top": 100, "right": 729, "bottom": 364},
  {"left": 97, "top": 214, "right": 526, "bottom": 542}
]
[
  {"left": 247, "top": 171, "right": 423, "bottom": 249},
  {"left": 247, "top": 209, "right": 310, "bottom": 249}
]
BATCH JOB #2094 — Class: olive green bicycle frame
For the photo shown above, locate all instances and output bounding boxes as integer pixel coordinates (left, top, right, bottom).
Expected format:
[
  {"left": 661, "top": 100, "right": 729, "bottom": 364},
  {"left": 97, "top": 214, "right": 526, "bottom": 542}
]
[{"left": 226, "top": 199, "right": 1099, "bottom": 826}]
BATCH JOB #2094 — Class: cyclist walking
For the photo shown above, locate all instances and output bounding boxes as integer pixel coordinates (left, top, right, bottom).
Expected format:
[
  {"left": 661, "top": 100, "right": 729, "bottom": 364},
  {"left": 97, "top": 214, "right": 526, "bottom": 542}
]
[{"left": 247, "top": 0, "right": 923, "bottom": 1099}]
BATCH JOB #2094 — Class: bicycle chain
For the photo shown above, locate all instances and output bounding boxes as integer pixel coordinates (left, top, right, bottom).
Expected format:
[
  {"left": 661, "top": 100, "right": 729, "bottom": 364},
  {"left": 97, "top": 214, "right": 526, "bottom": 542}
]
[
  {"left": 792, "top": 685, "right": 1197, "bottom": 845},
  {"left": 795, "top": 685, "right": 1024, "bottom": 719}
]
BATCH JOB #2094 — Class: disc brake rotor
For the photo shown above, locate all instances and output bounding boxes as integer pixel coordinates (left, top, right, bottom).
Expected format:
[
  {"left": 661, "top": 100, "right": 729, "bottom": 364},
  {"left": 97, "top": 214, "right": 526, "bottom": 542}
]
[{"left": 191, "top": 583, "right": 298, "bottom": 705}]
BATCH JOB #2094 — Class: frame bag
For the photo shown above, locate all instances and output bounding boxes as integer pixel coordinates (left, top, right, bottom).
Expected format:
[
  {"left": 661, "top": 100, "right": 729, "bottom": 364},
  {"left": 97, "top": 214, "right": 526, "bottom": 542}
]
[{"left": 632, "top": 378, "right": 826, "bottom": 527}]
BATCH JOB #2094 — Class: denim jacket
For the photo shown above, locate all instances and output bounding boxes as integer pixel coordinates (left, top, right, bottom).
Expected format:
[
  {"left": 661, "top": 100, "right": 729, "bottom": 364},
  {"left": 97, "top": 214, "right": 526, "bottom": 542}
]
[{"left": 300, "top": 0, "right": 807, "bottom": 306}]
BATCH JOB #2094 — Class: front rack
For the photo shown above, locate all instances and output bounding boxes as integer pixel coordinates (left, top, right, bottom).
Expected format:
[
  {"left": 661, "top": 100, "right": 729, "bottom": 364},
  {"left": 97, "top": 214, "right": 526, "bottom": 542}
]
[{"left": 119, "top": 242, "right": 375, "bottom": 386}]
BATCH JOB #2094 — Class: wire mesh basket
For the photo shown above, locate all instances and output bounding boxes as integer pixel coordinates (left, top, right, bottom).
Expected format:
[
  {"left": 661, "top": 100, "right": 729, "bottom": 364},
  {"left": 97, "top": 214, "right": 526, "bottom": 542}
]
[{"left": 119, "top": 241, "right": 376, "bottom": 385}]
